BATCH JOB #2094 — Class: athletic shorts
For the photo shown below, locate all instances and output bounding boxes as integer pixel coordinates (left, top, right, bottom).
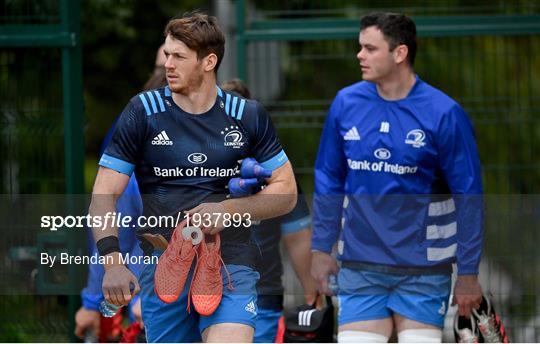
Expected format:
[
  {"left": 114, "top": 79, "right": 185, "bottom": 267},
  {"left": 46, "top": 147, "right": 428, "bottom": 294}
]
[
  {"left": 338, "top": 267, "right": 451, "bottom": 328},
  {"left": 253, "top": 307, "right": 282, "bottom": 343},
  {"left": 140, "top": 251, "right": 259, "bottom": 342}
]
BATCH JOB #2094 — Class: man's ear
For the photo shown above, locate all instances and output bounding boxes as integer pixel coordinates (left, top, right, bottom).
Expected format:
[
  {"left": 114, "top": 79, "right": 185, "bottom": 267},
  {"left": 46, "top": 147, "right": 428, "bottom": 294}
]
[
  {"left": 203, "top": 53, "right": 218, "bottom": 72},
  {"left": 393, "top": 44, "right": 409, "bottom": 65}
]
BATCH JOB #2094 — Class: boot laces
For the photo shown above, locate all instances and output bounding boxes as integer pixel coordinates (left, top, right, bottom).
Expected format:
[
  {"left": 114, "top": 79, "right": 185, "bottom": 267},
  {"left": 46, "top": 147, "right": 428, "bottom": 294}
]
[
  {"left": 186, "top": 248, "right": 200, "bottom": 313},
  {"left": 477, "top": 313, "right": 501, "bottom": 343},
  {"left": 473, "top": 308, "right": 501, "bottom": 343},
  {"left": 186, "top": 243, "right": 234, "bottom": 313}
]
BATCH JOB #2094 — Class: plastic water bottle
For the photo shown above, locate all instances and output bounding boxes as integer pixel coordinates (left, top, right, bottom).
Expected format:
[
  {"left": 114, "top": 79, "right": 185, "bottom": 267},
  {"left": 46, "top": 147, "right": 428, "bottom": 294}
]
[
  {"left": 99, "top": 282, "right": 135, "bottom": 317},
  {"left": 328, "top": 274, "right": 339, "bottom": 296},
  {"left": 99, "top": 300, "right": 121, "bottom": 317},
  {"left": 84, "top": 330, "right": 98, "bottom": 343}
]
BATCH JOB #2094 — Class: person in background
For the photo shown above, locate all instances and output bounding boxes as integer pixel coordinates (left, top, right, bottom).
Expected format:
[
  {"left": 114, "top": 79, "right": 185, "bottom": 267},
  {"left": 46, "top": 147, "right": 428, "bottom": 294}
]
[
  {"left": 143, "top": 44, "right": 166, "bottom": 90},
  {"left": 221, "top": 78, "right": 318, "bottom": 342},
  {"left": 75, "top": 43, "right": 166, "bottom": 342},
  {"left": 311, "top": 12, "right": 484, "bottom": 343}
]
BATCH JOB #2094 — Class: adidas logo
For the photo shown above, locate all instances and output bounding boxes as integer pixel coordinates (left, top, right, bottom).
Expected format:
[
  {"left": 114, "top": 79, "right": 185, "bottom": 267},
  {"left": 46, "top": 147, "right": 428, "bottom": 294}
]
[
  {"left": 244, "top": 300, "right": 257, "bottom": 315},
  {"left": 151, "top": 130, "right": 173, "bottom": 145},
  {"left": 344, "top": 126, "right": 360, "bottom": 141},
  {"left": 438, "top": 301, "right": 446, "bottom": 315},
  {"left": 298, "top": 309, "right": 317, "bottom": 326}
]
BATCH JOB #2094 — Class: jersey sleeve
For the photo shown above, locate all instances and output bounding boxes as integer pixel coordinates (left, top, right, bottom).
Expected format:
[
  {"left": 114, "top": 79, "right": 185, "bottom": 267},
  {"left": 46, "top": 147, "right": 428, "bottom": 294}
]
[
  {"left": 281, "top": 184, "right": 311, "bottom": 235},
  {"left": 246, "top": 101, "right": 288, "bottom": 171},
  {"left": 311, "top": 94, "right": 347, "bottom": 253},
  {"left": 99, "top": 97, "right": 147, "bottom": 176},
  {"left": 437, "top": 104, "right": 484, "bottom": 275}
]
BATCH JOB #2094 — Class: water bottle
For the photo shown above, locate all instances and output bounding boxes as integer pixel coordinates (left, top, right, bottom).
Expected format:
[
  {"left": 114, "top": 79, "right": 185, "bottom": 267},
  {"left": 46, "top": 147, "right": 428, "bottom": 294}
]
[
  {"left": 328, "top": 274, "right": 339, "bottom": 296},
  {"left": 99, "top": 300, "right": 121, "bottom": 318},
  {"left": 84, "top": 330, "right": 98, "bottom": 343},
  {"left": 99, "top": 282, "right": 134, "bottom": 317}
]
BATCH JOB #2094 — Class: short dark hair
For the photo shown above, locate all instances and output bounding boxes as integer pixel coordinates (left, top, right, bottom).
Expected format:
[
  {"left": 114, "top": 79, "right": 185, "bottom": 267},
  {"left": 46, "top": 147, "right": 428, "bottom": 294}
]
[
  {"left": 220, "top": 78, "right": 251, "bottom": 99},
  {"left": 164, "top": 11, "right": 225, "bottom": 73},
  {"left": 360, "top": 12, "right": 417, "bottom": 66}
]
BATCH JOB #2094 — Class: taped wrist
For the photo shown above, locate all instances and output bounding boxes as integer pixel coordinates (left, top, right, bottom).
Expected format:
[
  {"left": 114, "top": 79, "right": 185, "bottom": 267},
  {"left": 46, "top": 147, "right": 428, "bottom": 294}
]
[{"left": 96, "top": 236, "right": 120, "bottom": 256}]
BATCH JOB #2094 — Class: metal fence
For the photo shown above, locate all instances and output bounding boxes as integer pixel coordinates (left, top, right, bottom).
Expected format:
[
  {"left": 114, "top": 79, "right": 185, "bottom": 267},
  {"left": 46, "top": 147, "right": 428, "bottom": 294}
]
[{"left": 0, "top": 0, "right": 84, "bottom": 341}]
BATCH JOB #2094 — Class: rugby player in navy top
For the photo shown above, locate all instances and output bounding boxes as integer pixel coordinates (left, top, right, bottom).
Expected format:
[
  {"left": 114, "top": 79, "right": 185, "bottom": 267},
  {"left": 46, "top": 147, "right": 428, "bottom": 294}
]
[
  {"left": 89, "top": 12, "right": 297, "bottom": 342},
  {"left": 311, "top": 13, "right": 484, "bottom": 343}
]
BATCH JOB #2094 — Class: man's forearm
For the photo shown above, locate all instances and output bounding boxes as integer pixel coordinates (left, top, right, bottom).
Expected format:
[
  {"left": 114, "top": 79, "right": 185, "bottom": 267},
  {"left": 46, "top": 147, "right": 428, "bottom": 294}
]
[
  {"left": 284, "top": 229, "right": 318, "bottom": 302},
  {"left": 89, "top": 194, "right": 122, "bottom": 268},
  {"left": 89, "top": 194, "right": 118, "bottom": 241}
]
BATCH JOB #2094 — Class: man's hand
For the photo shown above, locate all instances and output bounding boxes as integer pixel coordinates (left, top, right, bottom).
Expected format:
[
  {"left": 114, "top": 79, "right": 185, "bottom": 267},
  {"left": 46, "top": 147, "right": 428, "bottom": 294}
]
[
  {"left": 452, "top": 274, "right": 483, "bottom": 317},
  {"left": 102, "top": 264, "right": 140, "bottom": 306},
  {"left": 310, "top": 251, "right": 339, "bottom": 296},
  {"left": 74, "top": 307, "right": 100, "bottom": 339},
  {"left": 283, "top": 229, "right": 320, "bottom": 306},
  {"left": 185, "top": 202, "right": 229, "bottom": 235}
]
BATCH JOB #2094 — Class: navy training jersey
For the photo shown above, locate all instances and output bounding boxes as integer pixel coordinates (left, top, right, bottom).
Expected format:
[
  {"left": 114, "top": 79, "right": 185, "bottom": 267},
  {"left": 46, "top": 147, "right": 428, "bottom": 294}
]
[
  {"left": 252, "top": 183, "right": 311, "bottom": 310},
  {"left": 99, "top": 86, "right": 288, "bottom": 265},
  {"left": 312, "top": 76, "right": 483, "bottom": 275}
]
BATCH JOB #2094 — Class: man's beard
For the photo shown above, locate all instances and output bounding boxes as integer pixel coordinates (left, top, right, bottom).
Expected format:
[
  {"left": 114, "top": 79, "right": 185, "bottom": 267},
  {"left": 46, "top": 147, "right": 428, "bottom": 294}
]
[{"left": 168, "top": 69, "right": 204, "bottom": 95}]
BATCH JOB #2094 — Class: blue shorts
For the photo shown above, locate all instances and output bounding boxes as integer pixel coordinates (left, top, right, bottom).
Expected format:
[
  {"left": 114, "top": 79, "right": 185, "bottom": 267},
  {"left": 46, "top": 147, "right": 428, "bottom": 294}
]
[
  {"left": 140, "top": 251, "right": 259, "bottom": 342},
  {"left": 338, "top": 267, "right": 451, "bottom": 328},
  {"left": 253, "top": 307, "right": 282, "bottom": 343}
]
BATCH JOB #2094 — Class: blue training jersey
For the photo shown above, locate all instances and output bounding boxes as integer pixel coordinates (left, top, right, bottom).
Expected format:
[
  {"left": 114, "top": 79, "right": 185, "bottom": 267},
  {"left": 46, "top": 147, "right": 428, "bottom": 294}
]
[
  {"left": 312, "top": 77, "right": 483, "bottom": 275},
  {"left": 100, "top": 86, "right": 287, "bottom": 266}
]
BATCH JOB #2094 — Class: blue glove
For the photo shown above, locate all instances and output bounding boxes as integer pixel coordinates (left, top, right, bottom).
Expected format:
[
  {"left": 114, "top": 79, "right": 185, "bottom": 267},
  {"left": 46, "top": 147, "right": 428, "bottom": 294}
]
[
  {"left": 228, "top": 177, "right": 260, "bottom": 198},
  {"left": 240, "top": 158, "right": 272, "bottom": 179}
]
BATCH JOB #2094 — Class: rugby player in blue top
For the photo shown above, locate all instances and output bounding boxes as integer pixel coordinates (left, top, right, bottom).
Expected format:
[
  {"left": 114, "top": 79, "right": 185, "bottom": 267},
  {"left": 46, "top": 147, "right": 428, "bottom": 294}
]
[
  {"left": 311, "top": 12, "right": 484, "bottom": 343},
  {"left": 89, "top": 12, "right": 297, "bottom": 342},
  {"left": 75, "top": 120, "right": 144, "bottom": 341},
  {"left": 75, "top": 44, "right": 166, "bottom": 341}
]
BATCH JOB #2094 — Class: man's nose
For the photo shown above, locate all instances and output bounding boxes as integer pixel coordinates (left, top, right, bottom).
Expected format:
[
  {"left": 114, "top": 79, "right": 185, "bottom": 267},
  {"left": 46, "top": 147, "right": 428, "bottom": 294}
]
[{"left": 164, "top": 56, "right": 174, "bottom": 69}]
